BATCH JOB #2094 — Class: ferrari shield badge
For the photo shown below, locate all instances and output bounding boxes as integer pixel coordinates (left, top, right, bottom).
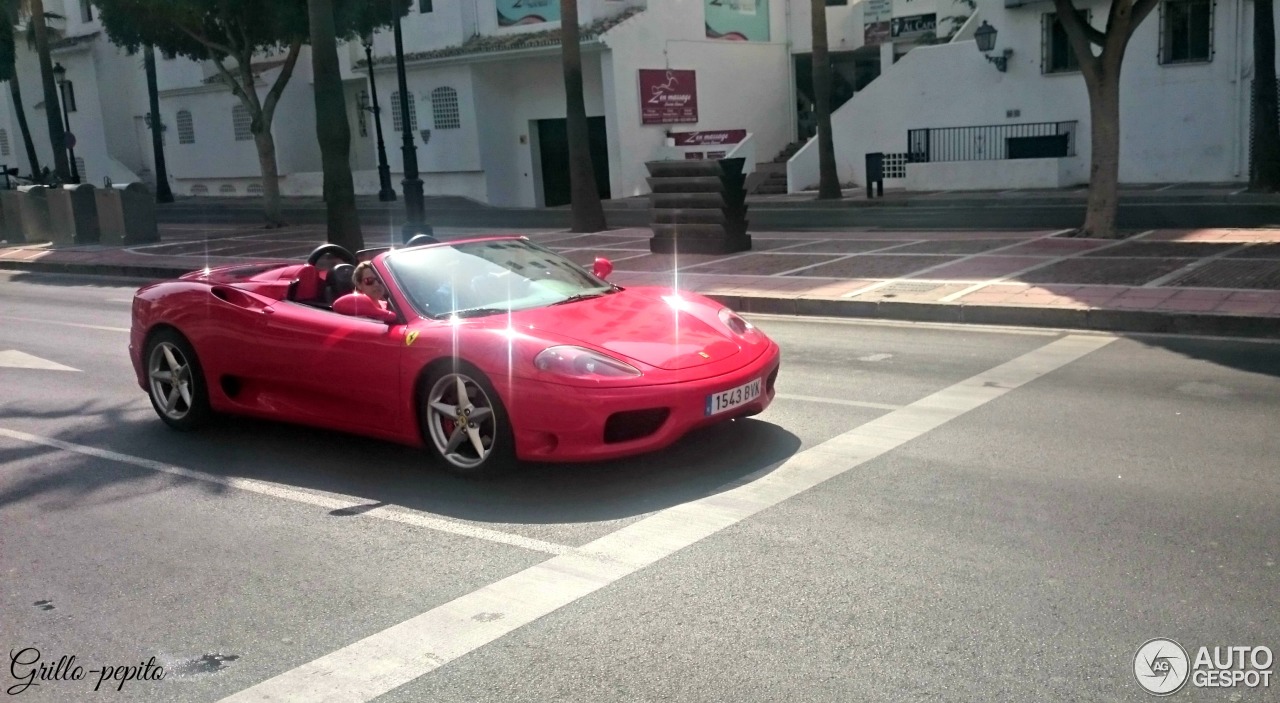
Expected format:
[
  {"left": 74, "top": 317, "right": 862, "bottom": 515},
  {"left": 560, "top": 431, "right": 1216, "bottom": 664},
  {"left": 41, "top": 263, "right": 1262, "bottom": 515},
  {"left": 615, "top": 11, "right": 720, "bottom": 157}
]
[{"left": 405, "top": 330, "right": 420, "bottom": 347}]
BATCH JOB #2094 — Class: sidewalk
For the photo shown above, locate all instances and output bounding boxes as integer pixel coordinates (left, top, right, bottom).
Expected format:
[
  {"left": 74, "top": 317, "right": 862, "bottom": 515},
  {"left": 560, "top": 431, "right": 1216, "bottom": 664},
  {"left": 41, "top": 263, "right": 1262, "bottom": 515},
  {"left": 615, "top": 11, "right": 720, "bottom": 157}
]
[{"left": 3, "top": 223, "right": 1280, "bottom": 339}]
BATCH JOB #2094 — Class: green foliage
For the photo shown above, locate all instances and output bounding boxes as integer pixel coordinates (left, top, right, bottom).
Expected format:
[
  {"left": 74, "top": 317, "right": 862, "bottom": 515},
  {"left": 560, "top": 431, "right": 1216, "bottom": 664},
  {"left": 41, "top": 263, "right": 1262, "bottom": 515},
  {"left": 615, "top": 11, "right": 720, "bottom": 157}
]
[{"left": 92, "top": 0, "right": 410, "bottom": 60}]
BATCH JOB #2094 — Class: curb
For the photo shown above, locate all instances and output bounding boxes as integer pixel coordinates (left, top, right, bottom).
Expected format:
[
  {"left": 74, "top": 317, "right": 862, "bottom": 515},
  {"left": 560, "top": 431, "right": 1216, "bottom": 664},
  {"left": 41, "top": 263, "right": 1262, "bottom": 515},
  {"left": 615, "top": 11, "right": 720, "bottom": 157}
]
[
  {"left": 705, "top": 294, "right": 1280, "bottom": 340},
  {"left": 4, "top": 259, "right": 1278, "bottom": 340}
]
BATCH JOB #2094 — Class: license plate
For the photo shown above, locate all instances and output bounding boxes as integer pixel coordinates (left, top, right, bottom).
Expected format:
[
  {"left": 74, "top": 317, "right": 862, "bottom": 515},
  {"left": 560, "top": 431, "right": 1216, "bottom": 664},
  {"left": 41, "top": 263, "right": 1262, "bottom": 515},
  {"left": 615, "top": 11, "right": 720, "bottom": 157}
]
[{"left": 705, "top": 378, "right": 762, "bottom": 416}]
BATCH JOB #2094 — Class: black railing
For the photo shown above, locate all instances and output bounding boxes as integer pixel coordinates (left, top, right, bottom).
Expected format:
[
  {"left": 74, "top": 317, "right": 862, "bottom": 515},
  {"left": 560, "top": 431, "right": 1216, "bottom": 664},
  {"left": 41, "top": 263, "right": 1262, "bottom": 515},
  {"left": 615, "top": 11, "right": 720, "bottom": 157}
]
[{"left": 907, "top": 121, "right": 1078, "bottom": 163}]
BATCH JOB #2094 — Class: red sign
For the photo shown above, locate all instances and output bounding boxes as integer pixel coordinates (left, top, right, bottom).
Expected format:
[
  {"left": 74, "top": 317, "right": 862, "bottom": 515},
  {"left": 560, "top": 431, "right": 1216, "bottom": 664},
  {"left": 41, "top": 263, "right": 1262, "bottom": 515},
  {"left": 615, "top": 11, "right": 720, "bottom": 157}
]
[
  {"left": 672, "top": 130, "right": 746, "bottom": 147},
  {"left": 863, "top": 21, "right": 891, "bottom": 46},
  {"left": 640, "top": 69, "right": 698, "bottom": 125}
]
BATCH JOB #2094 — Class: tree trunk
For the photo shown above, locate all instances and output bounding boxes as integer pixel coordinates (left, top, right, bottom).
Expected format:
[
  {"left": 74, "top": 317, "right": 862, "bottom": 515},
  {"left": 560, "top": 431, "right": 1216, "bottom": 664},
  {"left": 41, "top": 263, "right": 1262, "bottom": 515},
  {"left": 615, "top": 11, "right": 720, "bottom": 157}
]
[
  {"left": 811, "top": 0, "right": 841, "bottom": 200},
  {"left": 29, "top": 0, "right": 68, "bottom": 182},
  {"left": 1252, "top": 0, "right": 1280, "bottom": 190},
  {"left": 253, "top": 129, "right": 284, "bottom": 226},
  {"left": 560, "top": 0, "right": 606, "bottom": 232},
  {"left": 1080, "top": 73, "right": 1122, "bottom": 237},
  {"left": 308, "top": 0, "right": 363, "bottom": 251},
  {"left": 8, "top": 77, "right": 40, "bottom": 178},
  {"left": 143, "top": 46, "right": 174, "bottom": 203}
]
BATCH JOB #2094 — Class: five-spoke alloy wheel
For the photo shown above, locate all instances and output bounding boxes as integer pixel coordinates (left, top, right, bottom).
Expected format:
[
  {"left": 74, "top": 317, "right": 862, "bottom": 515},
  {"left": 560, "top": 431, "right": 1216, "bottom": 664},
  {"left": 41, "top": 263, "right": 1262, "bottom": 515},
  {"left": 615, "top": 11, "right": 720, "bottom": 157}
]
[
  {"left": 146, "top": 330, "right": 212, "bottom": 430},
  {"left": 423, "top": 367, "right": 515, "bottom": 476}
]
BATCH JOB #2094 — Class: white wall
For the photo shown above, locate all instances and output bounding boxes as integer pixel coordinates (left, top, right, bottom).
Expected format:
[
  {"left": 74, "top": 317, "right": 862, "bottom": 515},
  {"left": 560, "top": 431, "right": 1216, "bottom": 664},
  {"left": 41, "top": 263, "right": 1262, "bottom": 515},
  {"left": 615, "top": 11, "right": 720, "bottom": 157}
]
[
  {"left": 790, "top": 0, "right": 1251, "bottom": 190},
  {"left": 471, "top": 51, "right": 607, "bottom": 206},
  {"left": 161, "top": 88, "right": 262, "bottom": 181},
  {"left": 601, "top": 0, "right": 791, "bottom": 197}
]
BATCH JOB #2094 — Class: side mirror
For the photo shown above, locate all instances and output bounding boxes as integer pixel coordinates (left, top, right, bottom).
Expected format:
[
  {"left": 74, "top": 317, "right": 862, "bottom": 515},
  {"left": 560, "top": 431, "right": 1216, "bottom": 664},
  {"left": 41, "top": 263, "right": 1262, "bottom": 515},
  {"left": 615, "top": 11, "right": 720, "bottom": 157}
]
[
  {"left": 592, "top": 257, "right": 613, "bottom": 280},
  {"left": 333, "top": 292, "right": 399, "bottom": 323}
]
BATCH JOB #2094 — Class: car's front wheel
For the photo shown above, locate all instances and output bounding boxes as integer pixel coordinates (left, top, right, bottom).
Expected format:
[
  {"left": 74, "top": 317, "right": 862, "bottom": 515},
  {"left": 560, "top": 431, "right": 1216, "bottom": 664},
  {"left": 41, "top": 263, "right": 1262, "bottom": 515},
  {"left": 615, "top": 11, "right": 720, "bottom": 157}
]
[
  {"left": 145, "top": 329, "right": 212, "bottom": 431},
  {"left": 421, "top": 365, "right": 516, "bottom": 477}
]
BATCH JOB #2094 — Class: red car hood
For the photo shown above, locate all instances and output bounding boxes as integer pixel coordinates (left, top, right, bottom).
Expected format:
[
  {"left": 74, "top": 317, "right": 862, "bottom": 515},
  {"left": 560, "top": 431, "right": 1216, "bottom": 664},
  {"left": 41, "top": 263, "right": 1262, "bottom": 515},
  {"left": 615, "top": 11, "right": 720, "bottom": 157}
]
[{"left": 518, "top": 288, "right": 742, "bottom": 371}]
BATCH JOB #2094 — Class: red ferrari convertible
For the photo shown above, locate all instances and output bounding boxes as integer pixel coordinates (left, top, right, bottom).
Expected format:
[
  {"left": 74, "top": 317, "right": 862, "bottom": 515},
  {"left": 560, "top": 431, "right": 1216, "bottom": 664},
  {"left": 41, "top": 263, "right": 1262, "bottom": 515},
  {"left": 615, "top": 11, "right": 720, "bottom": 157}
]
[{"left": 129, "top": 236, "right": 780, "bottom": 476}]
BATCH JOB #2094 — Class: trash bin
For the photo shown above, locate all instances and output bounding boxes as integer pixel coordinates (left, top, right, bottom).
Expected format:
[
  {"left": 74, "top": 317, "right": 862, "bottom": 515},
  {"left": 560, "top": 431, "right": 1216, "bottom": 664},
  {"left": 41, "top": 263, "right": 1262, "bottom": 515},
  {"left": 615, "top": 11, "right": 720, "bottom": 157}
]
[
  {"left": 48, "top": 183, "right": 100, "bottom": 245},
  {"left": 97, "top": 182, "right": 157, "bottom": 245},
  {"left": 0, "top": 190, "right": 23, "bottom": 244},
  {"left": 865, "top": 152, "right": 885, "bottom": 198},
  {"left": 17, "top": 185, "right": 55, "bottom": 243}
]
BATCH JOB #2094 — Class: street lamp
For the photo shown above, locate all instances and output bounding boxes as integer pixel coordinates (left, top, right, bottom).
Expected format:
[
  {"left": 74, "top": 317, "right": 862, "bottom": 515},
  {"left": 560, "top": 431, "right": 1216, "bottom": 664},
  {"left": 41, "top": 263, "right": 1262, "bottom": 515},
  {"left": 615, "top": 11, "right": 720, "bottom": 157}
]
[
  {"left": 362, "top": 32, "right": 396, "bottom": 202},
  {"left": 393, "top": 16, "right": 430, "bottom": 242},
  {"left": 974, "top": 21, "right": 1013, "bottom": 73},
  {"left": 52, "top": 62, "right": 81, "bottom": 183}
]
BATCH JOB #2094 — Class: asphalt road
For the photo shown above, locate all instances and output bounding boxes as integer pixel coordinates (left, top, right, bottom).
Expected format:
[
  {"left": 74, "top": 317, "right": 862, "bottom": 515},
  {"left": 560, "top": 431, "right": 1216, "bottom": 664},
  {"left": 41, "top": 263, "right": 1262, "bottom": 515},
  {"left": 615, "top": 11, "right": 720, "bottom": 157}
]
[
  {"left": 1, "top": 270, "right": 1277, "bottom": 702},
  {"left": 151, "top": 198, "right": 1280, "bottom": 231}
]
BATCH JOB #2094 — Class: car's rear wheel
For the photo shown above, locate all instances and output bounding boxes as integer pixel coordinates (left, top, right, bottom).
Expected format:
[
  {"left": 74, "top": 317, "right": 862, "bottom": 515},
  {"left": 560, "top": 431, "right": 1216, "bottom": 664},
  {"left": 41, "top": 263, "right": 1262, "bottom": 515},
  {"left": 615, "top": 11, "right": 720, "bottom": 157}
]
[
  {"left": 145, "top": 329, "right": 212, "bottom": 431},
  {"left": 422, "top": 365, "right": 515, "bottom": 477}
]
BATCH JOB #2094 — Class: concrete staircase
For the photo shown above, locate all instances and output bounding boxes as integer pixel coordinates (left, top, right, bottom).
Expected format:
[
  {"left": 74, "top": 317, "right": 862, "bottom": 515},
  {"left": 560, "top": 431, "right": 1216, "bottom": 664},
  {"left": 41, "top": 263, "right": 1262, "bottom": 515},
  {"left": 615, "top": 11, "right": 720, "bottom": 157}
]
[{"left": 750, "top": 141, "right": 806, "bottom": 195}]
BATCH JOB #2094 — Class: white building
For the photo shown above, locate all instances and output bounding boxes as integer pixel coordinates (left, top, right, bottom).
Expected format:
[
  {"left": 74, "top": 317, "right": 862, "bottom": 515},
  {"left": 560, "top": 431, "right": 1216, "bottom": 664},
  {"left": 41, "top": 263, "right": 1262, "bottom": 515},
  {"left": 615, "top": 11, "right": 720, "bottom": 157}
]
[{"left": 0, "top": 0, "right": 1273, "bottom": 202}]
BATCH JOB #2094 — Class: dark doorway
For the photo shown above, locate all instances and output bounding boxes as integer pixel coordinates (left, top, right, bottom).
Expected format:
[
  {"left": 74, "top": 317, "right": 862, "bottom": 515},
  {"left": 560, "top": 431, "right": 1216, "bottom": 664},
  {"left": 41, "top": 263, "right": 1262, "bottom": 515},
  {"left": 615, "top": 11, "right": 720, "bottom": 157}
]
[
  {"left": 537, "top": 116, "right": 611, "bottom": 207},
  {"left": 793, "top": 49, "right": 880, "bottom": 141}
]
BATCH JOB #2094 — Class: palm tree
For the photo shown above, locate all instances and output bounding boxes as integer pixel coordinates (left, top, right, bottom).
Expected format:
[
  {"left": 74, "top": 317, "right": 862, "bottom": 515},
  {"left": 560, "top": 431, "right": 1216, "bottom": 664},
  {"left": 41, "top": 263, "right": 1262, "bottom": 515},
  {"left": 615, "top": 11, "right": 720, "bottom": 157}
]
[
  {"left": 810, "top": 0, "right": 841, "bottom": 199},
  {"left": 0, "top": 0, "right": 39, "bottom": 178},
  {"left": 142, "top": 45, "right": 174, "bottom": 202},
  {"left": 307, "top": 0, "right": 363, "bottom": 250},
  {"left": 560, "top": 0, "right": 606, "bottom": 232},
  {"left": 1251, "top": 0, "right": 1280, "bottom": 190},
  {"left": 26, "top": 0, "right": 69, "bottom": 181}
]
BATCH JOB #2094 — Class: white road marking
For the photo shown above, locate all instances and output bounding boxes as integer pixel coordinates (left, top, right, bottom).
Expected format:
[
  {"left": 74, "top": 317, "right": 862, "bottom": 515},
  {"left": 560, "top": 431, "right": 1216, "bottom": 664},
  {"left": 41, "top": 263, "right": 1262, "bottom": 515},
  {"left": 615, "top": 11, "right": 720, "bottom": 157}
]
[
  {"left": 0, "top": 315, "right": 129, "bottom": 333},
  {"left": 1141, "top": 242, "right": 1254, "bottom": 287},
  {"left": 858, "top": 353, "right": 893, "bottom": 362},
  {"left": 774, "top": 393, "right": 901, "bottom": 411},
  {"left": 217, "top": 334, "right": 1115, "bottom": 703},
  {"left": 0, "top": 350, "right": 80, "bottom": 372},
  {"left": 840, "top": 236, "right": 1053, "bottom": 300},
  {"left": 0, "top": 428, "right": 569, "bottom": 556},
  {"left": 938, "top": 229, "right": 1156, "bottom": 303}
]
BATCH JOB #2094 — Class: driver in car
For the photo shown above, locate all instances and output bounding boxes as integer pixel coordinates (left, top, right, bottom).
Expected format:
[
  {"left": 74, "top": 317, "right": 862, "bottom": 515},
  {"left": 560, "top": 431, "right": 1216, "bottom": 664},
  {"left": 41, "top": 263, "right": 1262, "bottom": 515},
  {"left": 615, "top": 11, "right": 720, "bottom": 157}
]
[{"left": 353, "top": 262, "right": 390, "bottom": 308}]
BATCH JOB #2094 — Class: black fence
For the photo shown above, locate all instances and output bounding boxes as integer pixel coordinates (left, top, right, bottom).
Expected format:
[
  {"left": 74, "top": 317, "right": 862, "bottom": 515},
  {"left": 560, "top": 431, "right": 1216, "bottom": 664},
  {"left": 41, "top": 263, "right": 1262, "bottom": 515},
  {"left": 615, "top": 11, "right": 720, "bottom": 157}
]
[{"left": 907, "top": 121, "right": 1078, "bottom": 163}]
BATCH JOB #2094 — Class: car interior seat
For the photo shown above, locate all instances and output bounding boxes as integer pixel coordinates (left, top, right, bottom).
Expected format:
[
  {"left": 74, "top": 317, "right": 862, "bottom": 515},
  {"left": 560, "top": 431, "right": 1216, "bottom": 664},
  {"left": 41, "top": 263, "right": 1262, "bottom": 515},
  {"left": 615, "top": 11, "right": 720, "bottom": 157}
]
[{"left": 288, "top": 264, "right": 323, "bottom": 303}]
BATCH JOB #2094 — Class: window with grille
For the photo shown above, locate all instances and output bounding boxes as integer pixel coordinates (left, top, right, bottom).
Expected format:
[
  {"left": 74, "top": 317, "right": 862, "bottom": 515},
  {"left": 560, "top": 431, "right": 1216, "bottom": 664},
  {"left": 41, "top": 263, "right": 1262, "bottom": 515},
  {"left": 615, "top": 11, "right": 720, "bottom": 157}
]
[
  {"left": 391, "top": 91, "right": 417, "bottom": 132},
  {"left": 232, "top": 104, "right": 253, "bottom": 141},
  {"left": 1041, "top": 11, "right": 1089, "bottom": 74},
  {"left": 0, "top": 129, "right": 9, "bottom": 156},
  {"left": 74, "top": 156, "right": 85, "bottom": 178},
  {"left": 247, "top": 183, "right": 264, "bottom": 195},
  {"left": 177, "top": 110, "right": 195, "bottom": 144},
  {"left": 431, "top": 87, "right": 460, "bottom": 130},
  {"left": 191, "top": 184, "right": 208, "bottom": 195},
  {"left": 219, "top": 184, "right": 236, "bottom": 194},
  {"left": 419, "top": 0, "right": 433, "bottom": 12},
  {"left": 882, "top": 153, "right": 909, "bottom": 179},
  {"left": 1160, "top": 0, "right": 1213, "bottom": 64}
]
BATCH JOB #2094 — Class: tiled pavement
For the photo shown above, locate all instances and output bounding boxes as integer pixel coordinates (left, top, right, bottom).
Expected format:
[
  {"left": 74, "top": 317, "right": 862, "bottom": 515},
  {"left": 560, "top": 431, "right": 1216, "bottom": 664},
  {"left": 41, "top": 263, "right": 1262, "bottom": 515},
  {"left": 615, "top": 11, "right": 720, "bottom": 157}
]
[{"left": 3, "top": 223, "right": 1280, "bottom": 337}]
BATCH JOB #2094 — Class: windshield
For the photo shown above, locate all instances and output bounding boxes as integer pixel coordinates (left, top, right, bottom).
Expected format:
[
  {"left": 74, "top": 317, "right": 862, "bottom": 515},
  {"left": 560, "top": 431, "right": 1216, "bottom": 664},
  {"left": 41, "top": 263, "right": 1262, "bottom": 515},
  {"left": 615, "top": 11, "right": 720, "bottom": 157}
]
[{"left": 384, "top": 238, "right": 614, "bottom": 318}]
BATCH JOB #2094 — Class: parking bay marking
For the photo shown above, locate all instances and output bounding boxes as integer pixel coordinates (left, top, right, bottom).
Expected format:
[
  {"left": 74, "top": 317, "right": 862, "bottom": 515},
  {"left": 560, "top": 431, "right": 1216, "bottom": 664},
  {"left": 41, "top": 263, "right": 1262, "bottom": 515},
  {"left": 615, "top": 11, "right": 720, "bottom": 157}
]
[
  {"left": 217, "top": 334, "right": 1115, "bottom": 703},
  {"left": 0, "top": 427, "right": 570, "bottom": 556}
]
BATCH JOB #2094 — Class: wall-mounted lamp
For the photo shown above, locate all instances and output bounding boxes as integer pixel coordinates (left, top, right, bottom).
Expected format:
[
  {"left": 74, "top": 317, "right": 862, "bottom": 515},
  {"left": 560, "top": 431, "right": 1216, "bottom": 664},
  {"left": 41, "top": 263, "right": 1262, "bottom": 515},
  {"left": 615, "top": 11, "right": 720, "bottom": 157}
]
[{"left": 974, "top": 21, "right": 1013, "bottom": 72}]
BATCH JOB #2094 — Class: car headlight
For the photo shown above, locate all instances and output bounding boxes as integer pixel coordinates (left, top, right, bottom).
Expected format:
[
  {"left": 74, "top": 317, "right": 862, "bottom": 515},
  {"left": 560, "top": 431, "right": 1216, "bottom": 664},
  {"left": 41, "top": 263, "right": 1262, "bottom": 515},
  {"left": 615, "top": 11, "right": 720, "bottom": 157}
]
[
  {"left": 534, "top": 346, "right": 642, "bottom": 378},
  {"left": 718, "top": 308, "right": 754, "bottom": 335}
]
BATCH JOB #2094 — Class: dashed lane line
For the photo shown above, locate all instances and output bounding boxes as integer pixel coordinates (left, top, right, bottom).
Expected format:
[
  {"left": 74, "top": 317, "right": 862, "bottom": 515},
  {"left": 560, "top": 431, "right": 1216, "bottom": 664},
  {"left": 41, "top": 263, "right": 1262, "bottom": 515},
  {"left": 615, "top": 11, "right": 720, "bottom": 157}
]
[
  {"left": 217, "top": 334, "right": 1115, "bottom": 703},
  {"left": 0, "top": 315, "right": 130, "bottom": 333},
  {"left": 0, "top": 427, "right": 570, "bottom": 556}
]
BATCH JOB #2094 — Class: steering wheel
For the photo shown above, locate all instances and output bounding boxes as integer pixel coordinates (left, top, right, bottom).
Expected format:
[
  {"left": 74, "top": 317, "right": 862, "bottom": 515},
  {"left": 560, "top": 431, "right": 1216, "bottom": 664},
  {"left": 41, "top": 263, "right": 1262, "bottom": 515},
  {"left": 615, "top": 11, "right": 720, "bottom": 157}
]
[{"left": 306, "top": 243, "right": 357, "bottom": 266}]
